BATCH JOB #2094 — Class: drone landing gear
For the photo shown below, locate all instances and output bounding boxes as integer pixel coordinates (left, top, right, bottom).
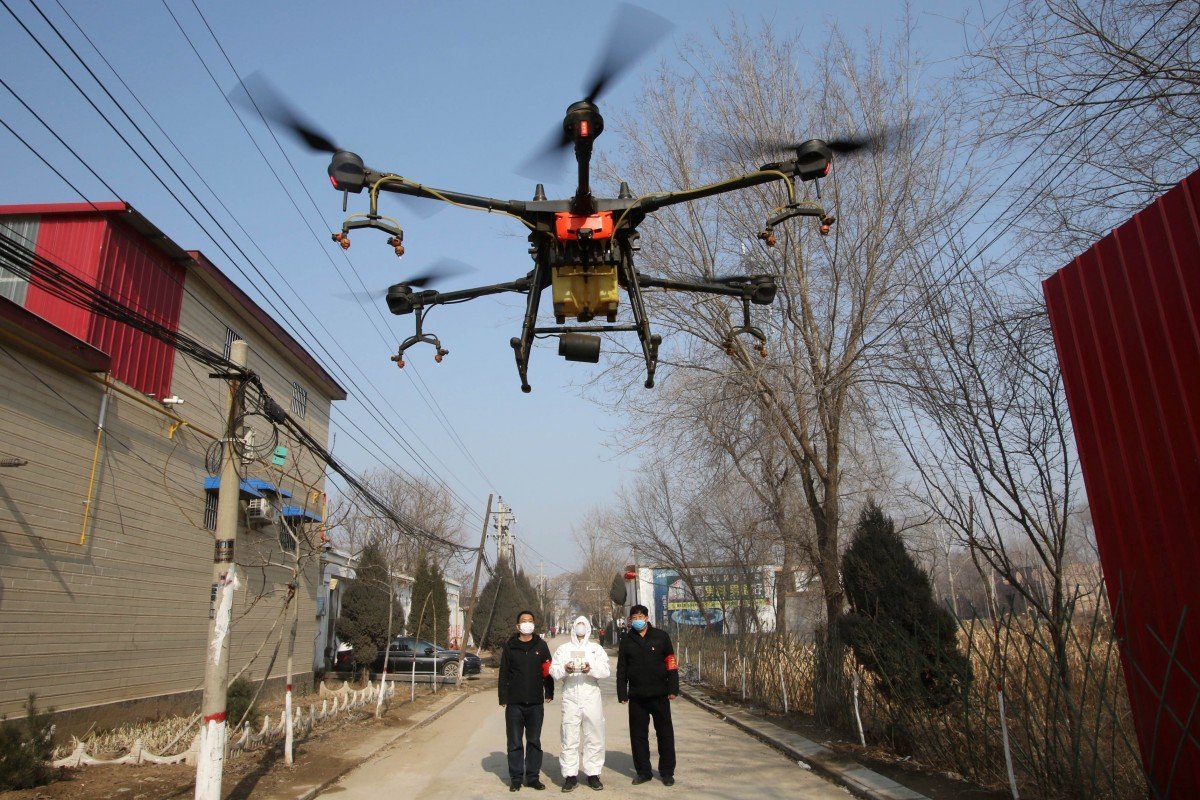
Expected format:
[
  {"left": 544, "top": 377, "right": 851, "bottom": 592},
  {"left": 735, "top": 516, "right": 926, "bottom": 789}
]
[{"left": 392, "top": 309, "right": 448, "bottom": 368}]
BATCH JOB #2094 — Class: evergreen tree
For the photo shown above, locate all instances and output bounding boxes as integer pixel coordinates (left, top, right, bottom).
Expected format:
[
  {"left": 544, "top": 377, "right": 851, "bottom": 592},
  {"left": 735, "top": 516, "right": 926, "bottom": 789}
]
[
  {"left": 406, "top": 555, "right": 450, "bottom": 646},
  {"left": 472, "top": 558, "right": 542, "bottom": 650},
  {"left": 839, "top": 501, "right": 971, "bottom": 709},
  {"left": 335, "top": 541, "right": 401, "bottom": 667}
]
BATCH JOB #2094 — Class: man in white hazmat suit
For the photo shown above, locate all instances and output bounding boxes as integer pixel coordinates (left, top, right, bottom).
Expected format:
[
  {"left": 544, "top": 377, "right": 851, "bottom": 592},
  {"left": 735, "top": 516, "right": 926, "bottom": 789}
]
[{"left": 550, "top": 616, "right": 611, "bottom": 792}]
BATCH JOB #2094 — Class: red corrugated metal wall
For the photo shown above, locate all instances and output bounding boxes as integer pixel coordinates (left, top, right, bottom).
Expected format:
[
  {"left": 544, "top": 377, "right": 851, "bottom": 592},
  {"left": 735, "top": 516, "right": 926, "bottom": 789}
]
[
  {"left": 25, "top": 215, "right": 106, "bottom": 340},
  {"left": 1044, "top": 170, "right": 1200, "bottom": 796},
  {"left": 90, "top": 219, "right": 184, "bottom": 399},
  {"left": 23, "top": 212, "right": 183, "bottom": 398}
]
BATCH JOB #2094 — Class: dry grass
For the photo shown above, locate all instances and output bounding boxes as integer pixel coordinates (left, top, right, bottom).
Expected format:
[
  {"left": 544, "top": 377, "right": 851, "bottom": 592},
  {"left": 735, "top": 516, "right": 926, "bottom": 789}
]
[{"left": 675, "top": 607, "right": 1147, "bottom": 799}]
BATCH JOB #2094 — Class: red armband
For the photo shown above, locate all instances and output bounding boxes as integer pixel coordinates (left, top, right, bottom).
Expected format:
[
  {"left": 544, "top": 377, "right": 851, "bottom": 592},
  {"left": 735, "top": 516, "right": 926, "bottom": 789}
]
[
  {"left": 542, "top": 660, "right": 552, "bottom": 678},
  {"left": 665, "top": 654, "right": 677, "bottom": 671}
]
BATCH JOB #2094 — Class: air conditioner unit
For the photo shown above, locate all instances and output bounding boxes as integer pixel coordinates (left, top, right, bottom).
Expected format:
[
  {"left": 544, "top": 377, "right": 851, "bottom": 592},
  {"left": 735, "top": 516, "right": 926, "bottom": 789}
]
[{"left": 246, "top": 498, "right": 277, "bottom": 526}]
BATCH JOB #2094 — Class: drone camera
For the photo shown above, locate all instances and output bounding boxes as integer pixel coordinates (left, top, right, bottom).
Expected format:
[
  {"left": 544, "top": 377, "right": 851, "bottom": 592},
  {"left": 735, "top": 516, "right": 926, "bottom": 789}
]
[
  {"left": 559, "top": 333, "right": 601, "bottom": 363},
  {"left": 327, "top": 151, "right": 366, "bottom": 193}
]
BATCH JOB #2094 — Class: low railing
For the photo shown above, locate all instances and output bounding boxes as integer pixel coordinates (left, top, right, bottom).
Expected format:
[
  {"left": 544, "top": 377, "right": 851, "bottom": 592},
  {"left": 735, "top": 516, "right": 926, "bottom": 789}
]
[{"left": 52, "top": 680, "right": 394, "bottom": 768}]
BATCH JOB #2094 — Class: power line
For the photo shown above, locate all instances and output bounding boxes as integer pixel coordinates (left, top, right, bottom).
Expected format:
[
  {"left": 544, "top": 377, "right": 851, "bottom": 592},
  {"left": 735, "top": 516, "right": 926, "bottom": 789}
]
[
  {"left": 0, "top": 227, "right": 471, "bottom": 554},
  {"left": 169, "top": 0, "right": 498, "bottom": 493},
  {"left": 0, "top": 1, "right": 491, "bottom": 525}
]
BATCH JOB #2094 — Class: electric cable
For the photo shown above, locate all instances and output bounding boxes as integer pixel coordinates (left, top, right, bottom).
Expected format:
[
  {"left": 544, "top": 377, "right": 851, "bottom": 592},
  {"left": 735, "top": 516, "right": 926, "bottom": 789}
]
[
  {"left": 171, "top": 0, "right": 500, "bottom": 495},
  {"left": 0, "top": 230, "right": 472, "bottom": 553},
  {"left": 1, "top": 0, "right": 492, "bottom": 523}
]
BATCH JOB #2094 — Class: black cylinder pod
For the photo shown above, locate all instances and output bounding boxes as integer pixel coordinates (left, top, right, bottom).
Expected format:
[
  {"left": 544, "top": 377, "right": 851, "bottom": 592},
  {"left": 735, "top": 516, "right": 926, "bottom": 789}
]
[{"left": 559, "top": 333, "right": 601, "bottom": 363}]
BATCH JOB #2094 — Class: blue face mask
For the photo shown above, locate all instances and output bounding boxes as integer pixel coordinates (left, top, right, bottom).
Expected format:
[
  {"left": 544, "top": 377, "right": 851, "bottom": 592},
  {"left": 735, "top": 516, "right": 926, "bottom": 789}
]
[{"left": 631, "top": 619, "right": 647, "bottom": 631}]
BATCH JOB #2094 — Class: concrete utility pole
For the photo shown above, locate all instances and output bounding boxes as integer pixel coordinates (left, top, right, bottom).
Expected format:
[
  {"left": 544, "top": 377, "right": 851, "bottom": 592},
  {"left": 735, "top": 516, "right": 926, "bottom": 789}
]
[
  {"left": 490, "top": 497, "right": 516, "bottom": 565},
  {"left": 195, "top": 340, "right": 247, "bottom": 800},
  {"left": 458, "top": 494, "right": 493, "bottom": 688}
]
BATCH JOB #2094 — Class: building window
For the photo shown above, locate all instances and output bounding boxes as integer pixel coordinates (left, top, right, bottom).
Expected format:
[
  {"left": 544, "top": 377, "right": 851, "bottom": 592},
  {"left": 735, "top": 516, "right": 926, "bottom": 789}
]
[
  {"left": 0, "top": 216, "right": 38, "bottom": 305},
  {"left": 291, "top": 381, "right": 308, "bottom": 418},
  {"left": 223, "top": 326, "right": 242, "bottom": 361},
  {"left": 204, "top": 492, "right": 218, "bottom": 531},
  {"left": 278, "top": 521, "right": 297, "bottom": 553}
]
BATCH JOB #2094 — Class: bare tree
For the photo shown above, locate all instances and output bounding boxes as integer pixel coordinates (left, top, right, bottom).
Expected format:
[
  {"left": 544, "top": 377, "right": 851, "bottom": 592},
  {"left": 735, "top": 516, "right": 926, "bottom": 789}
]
[
  {"left": 603, "top": 18, "right": 982, "bottom": 722},
  {"left": 967, "top": 0, "right": 1200, "bottom": 258},
  {"left": 883, "top": 268, "right": 1087, "bottom": 771},
  {"left": 565, "top": 507, "right": 626, "bottom": 630},
  {"left": 330, "top": 470, "right": 469, "bottom": 573}
]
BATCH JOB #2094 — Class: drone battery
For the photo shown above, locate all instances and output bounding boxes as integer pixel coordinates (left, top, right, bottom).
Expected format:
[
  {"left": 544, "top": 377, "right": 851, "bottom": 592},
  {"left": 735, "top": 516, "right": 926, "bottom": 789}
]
[
  {"left": 559, "top": 333, "right": 601, "bottom": 363},
  {"left": 552, "top": 264, "right": 619, "bottom": 322}
]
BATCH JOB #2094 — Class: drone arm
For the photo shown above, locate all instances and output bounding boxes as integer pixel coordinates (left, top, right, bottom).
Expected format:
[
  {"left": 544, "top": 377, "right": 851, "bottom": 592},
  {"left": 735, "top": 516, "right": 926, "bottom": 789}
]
[
  {"left": 391, "top": 277, "right": 532, "bottom": 315},
  {"left": 634, "top": 274, "right": 742, "bottom": 298},
  {"left": 633, "top": 169, "right": 794, "bottom": 216},
  {"left": 429, "top": 277, "right": 531, "bottom": 305},
  {"left": 367, "top": 171, "right": 530, "bottom": 219}
]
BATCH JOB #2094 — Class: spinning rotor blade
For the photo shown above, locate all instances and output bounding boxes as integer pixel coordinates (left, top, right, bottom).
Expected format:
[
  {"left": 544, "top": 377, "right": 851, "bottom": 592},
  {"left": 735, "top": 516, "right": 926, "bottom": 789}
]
[
  {"left": 232, "top": 72, "right": 340, "bottom": 153},
  {"left": 404, "top": 258, "right": 475, "bottom": 288},
  {"left": 516, "top": 127, "right": 573, "bottom": 181},
  {"left": 336, "top": 259, "right": 477, "bottom": 302},
  {"left": 582, "top": 3, "right": 674, "bottom": 104},
  {"left": 516, "top": 3, "right": 673, "bottom": 179},
  {"left": 736, "top": 122, "right": 912, "bottom": 161}
]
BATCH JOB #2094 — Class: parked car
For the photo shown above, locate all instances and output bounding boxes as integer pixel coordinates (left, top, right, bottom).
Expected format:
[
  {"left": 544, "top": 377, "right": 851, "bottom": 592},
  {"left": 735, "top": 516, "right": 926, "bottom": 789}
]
[{"left": 372, "top": 636, "right": 482, "bottom": 677}]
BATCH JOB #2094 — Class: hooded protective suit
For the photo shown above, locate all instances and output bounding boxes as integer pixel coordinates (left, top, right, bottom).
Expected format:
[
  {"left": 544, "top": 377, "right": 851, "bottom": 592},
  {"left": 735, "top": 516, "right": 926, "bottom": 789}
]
[{"left": 549, "top": 616, "right": 611, "bottom": 778}]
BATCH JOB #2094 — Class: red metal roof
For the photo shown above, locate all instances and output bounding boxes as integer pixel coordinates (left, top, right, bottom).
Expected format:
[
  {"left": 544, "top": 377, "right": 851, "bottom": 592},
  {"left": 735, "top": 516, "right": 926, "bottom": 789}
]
[{"left": 0, "top": 202, "right": 347, "bottom": 401}]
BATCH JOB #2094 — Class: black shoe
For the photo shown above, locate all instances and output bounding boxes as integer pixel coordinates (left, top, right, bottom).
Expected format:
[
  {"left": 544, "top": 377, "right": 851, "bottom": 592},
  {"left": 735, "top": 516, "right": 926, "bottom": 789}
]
[
  {"left": 511, "top": 781, "right": 522, "bottom": 792},
  {"left": 661, "top": 776, "right": 675, "bottom": 787},
  {"left": 587, "top": 775, "right": 603, "bottom": 791},
  {"left": 526, "top": 780, "right": 546, "bottom": 790},
  {"left": 631, "top": 775, "right": 653, "bottom": 786},
  {"left": 561, "top": 776, "right": 578, "bottom": 793}
]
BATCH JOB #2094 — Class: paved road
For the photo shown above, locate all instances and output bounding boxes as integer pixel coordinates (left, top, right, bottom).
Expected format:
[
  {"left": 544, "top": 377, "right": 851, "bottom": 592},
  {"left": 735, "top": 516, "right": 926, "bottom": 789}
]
[{"left": 321, "top": 637, "right": 848, "bottom": 800}]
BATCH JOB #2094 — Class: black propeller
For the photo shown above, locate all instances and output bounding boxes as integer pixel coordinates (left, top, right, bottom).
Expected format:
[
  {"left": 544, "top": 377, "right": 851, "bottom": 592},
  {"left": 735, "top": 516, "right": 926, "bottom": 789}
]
[
  {"left": 336, "top": 259, "right": 476, "bottom": 302},
  {"left": 232, "top": 72, "right": 340, "bottom": 154},
  {"left": 582, "top": 2, "right": 674, "bottom": 105},
  {"left": 404, "top": 258, "right": 475, "bottom": 288},
  {"left": 732, "top": 121, "right": 914, "bottom": 162},
  {"left": 517, "top": 3, "right": 673, "bottom": 179}
]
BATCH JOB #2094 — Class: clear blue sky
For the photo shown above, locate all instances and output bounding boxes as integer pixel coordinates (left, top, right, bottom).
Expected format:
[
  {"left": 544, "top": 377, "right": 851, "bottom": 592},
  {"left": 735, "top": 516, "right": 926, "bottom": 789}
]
[{"left": 0, "top": 0, "right": 975, "bottom": 574}]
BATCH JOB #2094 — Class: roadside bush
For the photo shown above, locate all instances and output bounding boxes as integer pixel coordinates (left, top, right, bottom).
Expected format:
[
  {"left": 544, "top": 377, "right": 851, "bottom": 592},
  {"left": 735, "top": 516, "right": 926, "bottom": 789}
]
[
  {"left": 226, "top": 677, "right": 257, "bottom": 729},
  {"left": 0, "top": 694, "right": 56, "bottom": 790}
]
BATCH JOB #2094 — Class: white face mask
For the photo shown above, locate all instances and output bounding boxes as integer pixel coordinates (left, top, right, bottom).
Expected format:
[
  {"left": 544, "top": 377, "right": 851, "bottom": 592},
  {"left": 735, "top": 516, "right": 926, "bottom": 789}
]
[
  {"left": 574, "top": 624, "right": 588, "bottom": 637},
  {"left": 518, "top": 621, "right": 535, "bottom": 635}
]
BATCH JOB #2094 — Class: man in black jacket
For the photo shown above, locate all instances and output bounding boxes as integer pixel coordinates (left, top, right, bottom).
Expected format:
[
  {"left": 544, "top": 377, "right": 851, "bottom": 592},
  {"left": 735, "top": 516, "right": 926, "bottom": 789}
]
[
  {"left": 616, "top": 605, "right": 678, "bottom": 786},
  {"left": 499, "top": 610, "right": 554, "bottom": 791}
]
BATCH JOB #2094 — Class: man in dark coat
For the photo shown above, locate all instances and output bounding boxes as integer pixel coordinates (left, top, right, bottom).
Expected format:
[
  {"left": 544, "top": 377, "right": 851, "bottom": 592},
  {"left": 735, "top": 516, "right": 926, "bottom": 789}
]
[
  {"left": 499, "top": 610, "right": 554, "bottom": 791},
  {"left": 616, "top": 604, "right": 679, "bottom": 786}
]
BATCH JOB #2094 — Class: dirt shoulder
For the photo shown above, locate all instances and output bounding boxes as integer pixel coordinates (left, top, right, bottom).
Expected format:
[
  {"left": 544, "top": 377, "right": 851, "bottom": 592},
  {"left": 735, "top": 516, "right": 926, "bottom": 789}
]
[{"left": 0, "top": 673, "right": 496, "bottom": 800}]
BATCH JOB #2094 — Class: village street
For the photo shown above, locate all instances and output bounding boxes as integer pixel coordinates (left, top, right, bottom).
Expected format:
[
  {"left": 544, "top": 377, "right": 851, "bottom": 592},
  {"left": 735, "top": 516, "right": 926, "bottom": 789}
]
[{"left": 321, "top": 637, "right": 847, "bottom": 800}]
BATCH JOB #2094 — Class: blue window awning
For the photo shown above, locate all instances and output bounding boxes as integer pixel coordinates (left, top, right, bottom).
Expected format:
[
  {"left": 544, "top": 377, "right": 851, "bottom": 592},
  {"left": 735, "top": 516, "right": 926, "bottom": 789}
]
[
  {"left": 246, "top": 478, "right": 292, "bottom": 498},
  {"left": 202, "top": 476, "right": 293, "bottom": 499},
  {"left": 203, "top": 476, "right": 263, "bottom": 498},
  {"left": 281, "top": 505, "right": 322, "bottom": 523}
]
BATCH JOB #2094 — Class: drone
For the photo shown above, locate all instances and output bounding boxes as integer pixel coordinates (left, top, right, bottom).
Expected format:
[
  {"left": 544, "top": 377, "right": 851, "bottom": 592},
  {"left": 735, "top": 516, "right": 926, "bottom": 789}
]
[{"left": 242, "top": 5, "right": 879, "bottom": 392}]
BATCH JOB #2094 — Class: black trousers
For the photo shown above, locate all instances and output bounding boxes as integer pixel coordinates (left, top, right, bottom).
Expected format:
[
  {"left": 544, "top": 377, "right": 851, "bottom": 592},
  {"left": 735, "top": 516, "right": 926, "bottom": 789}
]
[
  {"left": 505, "top": 702, "right": 545, "bottom": 782},
  {"left": 628, "top": 695, "right": 675, "bottom": 778}
]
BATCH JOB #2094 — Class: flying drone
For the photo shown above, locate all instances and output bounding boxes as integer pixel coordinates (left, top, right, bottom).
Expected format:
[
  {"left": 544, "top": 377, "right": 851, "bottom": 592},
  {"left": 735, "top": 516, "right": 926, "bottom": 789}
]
[{"left": 243, "top": 5, "right": 879, "bottom": 393}]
